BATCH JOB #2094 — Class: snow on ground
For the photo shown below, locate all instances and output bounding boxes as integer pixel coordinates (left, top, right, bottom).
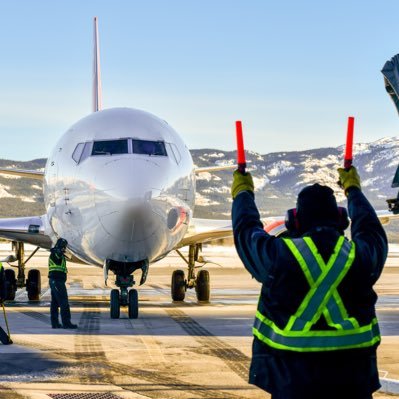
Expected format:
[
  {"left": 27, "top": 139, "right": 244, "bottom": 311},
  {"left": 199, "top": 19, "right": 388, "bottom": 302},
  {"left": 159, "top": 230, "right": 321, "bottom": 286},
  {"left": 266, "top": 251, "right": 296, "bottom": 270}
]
[
  {"left": 195, "top": 193, "right": 220, "bottom": 206},
  {"left": 196, "top": 172, "right": 212, "bottom": 181},
  {"left": 204, "top": 152, "right": 225, "bottom": 158},
  {"left": 20, "top": 196, "right": 35, "bottom": 203},
  {"left": 202, "top": 186, "right": 230, "bottom": 194},
  {"left": 0, "top": 186, "right": 12, "bottom": 198},
  {"left": 253, "top": 175, "right": 269, "bottom": 191},
  {"left": 268, "top": 161, "right": 295, "bottom": 177},
  {"left": 363, "top": 177, "right": 380, "bottom": 187},
  {"left": 1, "top": 175, "right": 21, "bottom": 179}
]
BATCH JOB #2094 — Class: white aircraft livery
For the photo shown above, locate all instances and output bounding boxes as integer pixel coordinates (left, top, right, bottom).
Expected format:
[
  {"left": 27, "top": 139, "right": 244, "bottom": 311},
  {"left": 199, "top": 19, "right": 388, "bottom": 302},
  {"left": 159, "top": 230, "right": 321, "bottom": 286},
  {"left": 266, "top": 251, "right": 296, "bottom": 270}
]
[
  {"left": 0, "top": 17, "right": 236, "bottom": 319},
  {"left": 0, "top": 18, "right": 397, "bottom": 319}
]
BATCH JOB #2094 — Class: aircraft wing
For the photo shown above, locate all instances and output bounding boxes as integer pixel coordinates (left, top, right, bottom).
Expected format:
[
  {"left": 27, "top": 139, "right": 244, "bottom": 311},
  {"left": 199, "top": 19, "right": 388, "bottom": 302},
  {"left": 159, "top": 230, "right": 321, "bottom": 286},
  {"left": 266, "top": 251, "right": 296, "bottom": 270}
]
[
  {"left": 0, "top": 215, "right": 52, "bottom": 248},
  {"left": 177, "top": 209, "right": 399, "bottom": 249},
  {"left": 0, "top": 168, "right": 44, "bottom": 180},
  {"left": 195, "top": 165, "right": 236, "bottom": 174},
  {"left": 177, "top": 216, "right": 288, "bottom": 248},
  {"left": 177, "top": 218, "right": 233, "bottom": 248}
]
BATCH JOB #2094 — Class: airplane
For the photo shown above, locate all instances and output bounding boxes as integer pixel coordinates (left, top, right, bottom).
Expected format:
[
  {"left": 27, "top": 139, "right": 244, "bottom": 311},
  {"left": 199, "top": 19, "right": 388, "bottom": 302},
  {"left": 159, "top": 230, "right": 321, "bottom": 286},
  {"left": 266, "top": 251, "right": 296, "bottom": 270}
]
[
  {"left": 0, "top": 19, "right": 397, "bottom": 320},
  {"left": 0, "top": 17, "right": 238, "bottom": 319}
]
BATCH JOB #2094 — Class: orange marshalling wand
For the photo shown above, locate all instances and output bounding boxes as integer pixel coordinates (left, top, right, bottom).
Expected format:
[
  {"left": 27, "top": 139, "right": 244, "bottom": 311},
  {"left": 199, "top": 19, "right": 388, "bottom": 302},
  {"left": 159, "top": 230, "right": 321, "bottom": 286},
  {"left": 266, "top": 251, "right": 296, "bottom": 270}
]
[
  {"left": 235, "top": 121, "right": 246, "bottom": 173},
  {"left": 344, "top": 116, "right": 355, "bottom": 169}
]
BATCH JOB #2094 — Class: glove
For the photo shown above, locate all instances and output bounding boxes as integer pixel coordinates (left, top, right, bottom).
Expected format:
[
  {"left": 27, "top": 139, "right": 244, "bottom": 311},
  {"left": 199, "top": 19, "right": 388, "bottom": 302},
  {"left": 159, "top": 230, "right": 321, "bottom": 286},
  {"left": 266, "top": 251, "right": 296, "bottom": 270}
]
[
  {"left": 231, "top": 170, "right": 254, "bottom": 199},
  {"left": 337, "top": 166, "right": 361, "bottom": 195}
]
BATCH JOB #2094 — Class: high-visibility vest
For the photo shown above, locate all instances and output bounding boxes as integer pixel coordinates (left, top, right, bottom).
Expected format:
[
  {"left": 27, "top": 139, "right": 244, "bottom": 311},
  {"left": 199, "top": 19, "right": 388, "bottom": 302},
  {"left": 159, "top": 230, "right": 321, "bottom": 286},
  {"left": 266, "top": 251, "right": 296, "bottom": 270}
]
[
  {"left": 48, "top": 254, "right": 67, "bottom": 274},
  {"left": 253, "top": 236, "right": 380, "bottom": 352},
  {"left": 0, "top": 262, "right": 3, "bottom": 272}
]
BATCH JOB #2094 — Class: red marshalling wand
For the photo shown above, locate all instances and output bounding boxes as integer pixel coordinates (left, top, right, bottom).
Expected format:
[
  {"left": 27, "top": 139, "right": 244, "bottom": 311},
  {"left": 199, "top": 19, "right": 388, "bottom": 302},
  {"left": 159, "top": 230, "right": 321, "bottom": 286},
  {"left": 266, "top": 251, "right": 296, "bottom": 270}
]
[
  {"left": 235, "top": 121, "right": 246, "bottom": 173},
  {"left": 344, "top": 116, "right": 355, "bottom": 169}
]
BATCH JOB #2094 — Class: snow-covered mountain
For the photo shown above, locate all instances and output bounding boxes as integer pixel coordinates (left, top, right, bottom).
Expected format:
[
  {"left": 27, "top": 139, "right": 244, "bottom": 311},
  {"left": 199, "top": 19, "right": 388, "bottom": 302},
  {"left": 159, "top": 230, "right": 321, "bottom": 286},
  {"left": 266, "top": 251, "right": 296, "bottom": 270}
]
[
  {"left": 0, "top": 137, "right": 398, "bottom": 227},
  {"left": 193, "top": 136, "right": 399, "bottom": 220}
]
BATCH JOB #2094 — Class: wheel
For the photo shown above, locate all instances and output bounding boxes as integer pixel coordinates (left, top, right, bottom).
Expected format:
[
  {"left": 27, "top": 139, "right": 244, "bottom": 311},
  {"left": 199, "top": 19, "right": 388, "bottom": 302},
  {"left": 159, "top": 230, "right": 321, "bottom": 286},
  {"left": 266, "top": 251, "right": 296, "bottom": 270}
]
[
  {"left": 4, "top": 269, "right": 17, "bottom": 300},
  {"left": 110, "top": 289, "right": 120, "bottom": 319},
  {"left": 128, "top": 289, "right": 139, "bottom": 319},
  {"left": 26, "top": 269, "right": 41, "bottom": 300},
  {"left": 171, "top": 270, "right": 186, "bottom": 301},
  {"left": 195, "top": 269, "right": 210, "bottom": 302}
]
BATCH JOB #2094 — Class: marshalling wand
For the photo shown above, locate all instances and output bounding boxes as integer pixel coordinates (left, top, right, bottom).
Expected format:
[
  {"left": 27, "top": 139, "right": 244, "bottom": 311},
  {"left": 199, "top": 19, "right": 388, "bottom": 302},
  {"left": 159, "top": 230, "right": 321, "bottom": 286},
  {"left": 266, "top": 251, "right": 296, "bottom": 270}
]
[{"left": 235, "top": 121, "right": 246, "bottom": 173}]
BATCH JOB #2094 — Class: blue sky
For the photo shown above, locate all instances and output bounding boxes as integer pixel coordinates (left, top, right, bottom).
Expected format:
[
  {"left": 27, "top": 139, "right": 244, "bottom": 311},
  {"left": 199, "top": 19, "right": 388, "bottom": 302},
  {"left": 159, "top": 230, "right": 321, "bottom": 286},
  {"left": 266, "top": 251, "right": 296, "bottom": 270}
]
[{"left": 1, "top": 1, "right": 399, "bottom": 160}]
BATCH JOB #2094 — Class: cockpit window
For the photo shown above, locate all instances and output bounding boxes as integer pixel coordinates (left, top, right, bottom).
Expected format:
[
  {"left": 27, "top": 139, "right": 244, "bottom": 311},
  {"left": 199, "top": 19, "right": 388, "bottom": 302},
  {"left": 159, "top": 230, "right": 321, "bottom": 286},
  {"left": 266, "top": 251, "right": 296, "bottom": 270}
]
[
  {"left": 72, "top": 143, "right": 85, "bottom": 163},
  {"left": 92, "top": 139, "right": 129, "bottom": 156},
  {"left": 132, "top": 140, "right": 167, "bottom": 156}
]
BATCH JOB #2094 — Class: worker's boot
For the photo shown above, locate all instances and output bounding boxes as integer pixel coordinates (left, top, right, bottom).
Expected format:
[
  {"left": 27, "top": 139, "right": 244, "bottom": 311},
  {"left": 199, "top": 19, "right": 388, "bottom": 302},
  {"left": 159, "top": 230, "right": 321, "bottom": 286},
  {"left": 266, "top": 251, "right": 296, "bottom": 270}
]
[
  {"left": 52, "top": 323, "right": 62, "bottom": 329},
  {"left": 63, "top": 323, "right": 78, "bottom": 329}
]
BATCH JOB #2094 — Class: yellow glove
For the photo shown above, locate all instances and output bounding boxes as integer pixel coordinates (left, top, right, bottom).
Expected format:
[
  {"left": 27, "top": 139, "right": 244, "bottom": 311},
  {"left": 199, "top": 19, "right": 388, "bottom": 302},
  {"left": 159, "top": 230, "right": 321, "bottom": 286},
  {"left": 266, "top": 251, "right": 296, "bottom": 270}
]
[
  {"left": 231, "top": 170, "right": 254, "bottom": 199},
  {"left": 337, "top": 166, "right": 361, "bottom": 195}
]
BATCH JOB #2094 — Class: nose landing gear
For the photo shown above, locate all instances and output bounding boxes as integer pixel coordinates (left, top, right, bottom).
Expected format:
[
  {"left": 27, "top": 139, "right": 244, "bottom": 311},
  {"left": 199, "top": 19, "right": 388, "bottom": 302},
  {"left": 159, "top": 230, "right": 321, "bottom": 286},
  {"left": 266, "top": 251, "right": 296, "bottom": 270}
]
[
  {"left": 106, "top": 259, "right": 147, "bottom": 319},
  {"left": 109, "top": 275, "right": 139, "bottom": 319}
]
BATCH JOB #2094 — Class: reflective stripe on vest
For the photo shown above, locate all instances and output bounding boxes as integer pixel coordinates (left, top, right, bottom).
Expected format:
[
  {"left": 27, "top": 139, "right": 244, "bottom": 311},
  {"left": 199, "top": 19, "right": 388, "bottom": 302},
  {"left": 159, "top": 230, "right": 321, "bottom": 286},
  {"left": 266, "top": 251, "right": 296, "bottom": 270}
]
[
  {"left": 253, "top": 236, "right": 381, "bottom": 352},
  {"left": 48, "top": 256, "right": 67, "bottom": 274}
]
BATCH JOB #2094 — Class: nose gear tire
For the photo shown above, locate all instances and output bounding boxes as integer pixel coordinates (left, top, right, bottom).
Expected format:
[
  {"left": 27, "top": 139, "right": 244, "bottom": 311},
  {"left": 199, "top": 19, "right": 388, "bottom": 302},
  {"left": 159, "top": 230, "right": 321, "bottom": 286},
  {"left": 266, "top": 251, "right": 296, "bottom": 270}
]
[
  {"left": 171, "top": 270, "right": 186, "bottom": 301},
  {"left": 110, "top": 289, "right": 120, "bottom": 319},
  {"left": 128, "top": 289, "right": 139, "bottom": 319}
]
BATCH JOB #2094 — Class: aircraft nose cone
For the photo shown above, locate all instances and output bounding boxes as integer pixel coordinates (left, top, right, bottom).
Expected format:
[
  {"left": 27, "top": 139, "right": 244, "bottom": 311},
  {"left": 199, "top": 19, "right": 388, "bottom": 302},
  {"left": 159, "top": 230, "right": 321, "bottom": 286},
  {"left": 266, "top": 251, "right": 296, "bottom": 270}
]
[
  {"left": 94, "top": 158, "right": 162, "bottom": 201},
  {"left": 94, "top": 158, "right": 162, "bottom": 243}
]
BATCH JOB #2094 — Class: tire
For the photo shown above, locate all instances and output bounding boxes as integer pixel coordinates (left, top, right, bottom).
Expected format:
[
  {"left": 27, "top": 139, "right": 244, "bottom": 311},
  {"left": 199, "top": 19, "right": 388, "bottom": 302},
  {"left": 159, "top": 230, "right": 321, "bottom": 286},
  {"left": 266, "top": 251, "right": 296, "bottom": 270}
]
[
  {"left": 110, "top": 289, "right": 120, "bottom": 319},
  {"left": 4, "top": 269, "right": 17, "bottom": 301},
  {"left": 195, "top": 269, "right": 210, "bottom": 302},
  {"left": 26, "top": 269, "right": 41, "bottom": 301},
  {"left": 171, "top": 270, "right": 186, "bottom": 301},
  {"left": 128, "top": 289, "right": 139, "bottom": 319}
]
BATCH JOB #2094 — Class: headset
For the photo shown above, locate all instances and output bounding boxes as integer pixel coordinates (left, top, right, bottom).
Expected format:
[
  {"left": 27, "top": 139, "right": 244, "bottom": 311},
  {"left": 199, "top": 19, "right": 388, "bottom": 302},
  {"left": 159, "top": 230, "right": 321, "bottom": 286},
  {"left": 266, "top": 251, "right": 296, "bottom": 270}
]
[{"left": 285, "top": 206, "right": 350, "bottom": 233}]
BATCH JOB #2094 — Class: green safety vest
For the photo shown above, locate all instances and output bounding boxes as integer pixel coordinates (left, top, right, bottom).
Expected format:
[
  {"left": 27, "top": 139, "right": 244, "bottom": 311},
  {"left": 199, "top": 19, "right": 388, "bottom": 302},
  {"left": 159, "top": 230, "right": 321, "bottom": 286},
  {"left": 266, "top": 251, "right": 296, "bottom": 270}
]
[
  {"left": 253, "top": 236, "right": 380, "bottom": 352},
  {"left": 48, "top": 255, "right": 67, "bottom": 274},
  {"left": 0, "top": 262, "right": 3, "bottom": 272}
]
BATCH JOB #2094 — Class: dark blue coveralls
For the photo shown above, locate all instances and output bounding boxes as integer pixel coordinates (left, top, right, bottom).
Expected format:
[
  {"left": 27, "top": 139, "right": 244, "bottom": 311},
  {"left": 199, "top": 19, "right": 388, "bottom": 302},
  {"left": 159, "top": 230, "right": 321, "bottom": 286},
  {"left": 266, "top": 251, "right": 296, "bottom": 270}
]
[
  {"left": 48, "top": 248, "right": 73, "bottom": 328},
  {"left": 232, "top": 187, "right": 388, "bottom": 399}
]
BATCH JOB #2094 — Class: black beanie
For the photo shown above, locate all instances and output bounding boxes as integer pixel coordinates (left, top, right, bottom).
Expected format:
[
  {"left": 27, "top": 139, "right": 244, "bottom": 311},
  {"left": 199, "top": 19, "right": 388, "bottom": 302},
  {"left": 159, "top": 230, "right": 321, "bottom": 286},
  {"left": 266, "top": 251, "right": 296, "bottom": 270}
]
[{"left": 296, "top": 184, "right": 339, "bottom": 232}]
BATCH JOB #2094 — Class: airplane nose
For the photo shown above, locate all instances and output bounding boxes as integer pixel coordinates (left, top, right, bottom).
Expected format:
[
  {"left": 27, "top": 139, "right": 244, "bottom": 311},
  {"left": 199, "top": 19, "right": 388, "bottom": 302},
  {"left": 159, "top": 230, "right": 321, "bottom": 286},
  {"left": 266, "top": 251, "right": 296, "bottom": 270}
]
[{"left": 94, "top": 158, "right": 163, "bottom": 243}]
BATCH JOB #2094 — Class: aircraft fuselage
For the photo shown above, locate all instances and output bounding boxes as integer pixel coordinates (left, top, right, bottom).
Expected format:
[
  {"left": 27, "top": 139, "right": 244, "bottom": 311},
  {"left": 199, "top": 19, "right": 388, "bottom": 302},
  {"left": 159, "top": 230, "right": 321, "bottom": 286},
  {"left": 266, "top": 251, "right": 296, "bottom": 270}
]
[{"left": 43, "top": 107, "right": 195, "bottom": 266}]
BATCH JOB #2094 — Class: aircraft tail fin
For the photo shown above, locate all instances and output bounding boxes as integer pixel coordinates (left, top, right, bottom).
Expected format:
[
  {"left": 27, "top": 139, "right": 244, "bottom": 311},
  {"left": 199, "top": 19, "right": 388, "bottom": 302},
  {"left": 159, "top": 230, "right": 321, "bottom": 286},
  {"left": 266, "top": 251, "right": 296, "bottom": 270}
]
[{"left": 92, "top": 17, "right": 102, "bottom": 112}]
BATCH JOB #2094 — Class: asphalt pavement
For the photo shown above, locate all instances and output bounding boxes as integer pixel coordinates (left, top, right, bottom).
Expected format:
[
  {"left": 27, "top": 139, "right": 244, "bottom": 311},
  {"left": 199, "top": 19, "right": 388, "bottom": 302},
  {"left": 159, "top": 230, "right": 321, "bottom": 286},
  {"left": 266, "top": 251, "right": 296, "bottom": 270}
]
[{"left": 0, "top": 245, "right": 397, "bottom": 399}]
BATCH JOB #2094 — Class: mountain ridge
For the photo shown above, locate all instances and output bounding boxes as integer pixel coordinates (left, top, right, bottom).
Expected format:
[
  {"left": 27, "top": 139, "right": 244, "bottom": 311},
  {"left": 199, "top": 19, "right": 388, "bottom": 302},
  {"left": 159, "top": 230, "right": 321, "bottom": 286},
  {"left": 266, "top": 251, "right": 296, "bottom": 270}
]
[{"left": 0, "top": 137, "right": 397, "bottom": 238}]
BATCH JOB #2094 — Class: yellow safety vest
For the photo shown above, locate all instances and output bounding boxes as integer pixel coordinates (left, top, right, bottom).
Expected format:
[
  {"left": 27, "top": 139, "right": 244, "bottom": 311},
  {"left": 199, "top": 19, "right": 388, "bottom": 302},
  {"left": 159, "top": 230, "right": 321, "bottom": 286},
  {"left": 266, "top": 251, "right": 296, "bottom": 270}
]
[
  {"left": 48, "top": 255, "right": 67, "bottom": 274},
  {"left": 253, "top": 236, "right": 380, "bottom": 352}
]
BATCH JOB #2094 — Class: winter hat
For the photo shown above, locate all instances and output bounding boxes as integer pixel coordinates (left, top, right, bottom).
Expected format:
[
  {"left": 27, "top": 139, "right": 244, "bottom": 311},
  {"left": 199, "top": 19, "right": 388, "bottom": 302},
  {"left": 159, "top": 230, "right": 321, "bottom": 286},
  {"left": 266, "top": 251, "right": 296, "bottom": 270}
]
[{"left": 296, "top": 183, "right": 339, "bottom": 233}]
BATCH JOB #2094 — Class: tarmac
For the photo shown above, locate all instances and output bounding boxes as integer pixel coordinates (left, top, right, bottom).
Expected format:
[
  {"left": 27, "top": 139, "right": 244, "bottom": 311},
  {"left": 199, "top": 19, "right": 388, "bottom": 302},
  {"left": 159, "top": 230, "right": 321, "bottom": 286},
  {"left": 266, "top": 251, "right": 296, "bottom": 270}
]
[{"left": 0, "top": 244, "right": 397, "bottom": 399}]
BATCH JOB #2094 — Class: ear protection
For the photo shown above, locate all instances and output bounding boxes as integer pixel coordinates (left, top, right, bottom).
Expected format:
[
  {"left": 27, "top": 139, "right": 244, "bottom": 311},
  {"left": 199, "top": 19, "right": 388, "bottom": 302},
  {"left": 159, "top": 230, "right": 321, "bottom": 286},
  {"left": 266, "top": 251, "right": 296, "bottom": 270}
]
[{"left": 285, "top": 207, "right": 349, "bottom": 233}]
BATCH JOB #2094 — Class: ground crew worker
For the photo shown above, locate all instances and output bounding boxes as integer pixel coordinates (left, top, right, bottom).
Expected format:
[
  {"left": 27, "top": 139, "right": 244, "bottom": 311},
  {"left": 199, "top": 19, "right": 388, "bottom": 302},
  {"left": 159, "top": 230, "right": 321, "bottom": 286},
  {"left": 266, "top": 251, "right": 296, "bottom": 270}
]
[
  {"left": 0, "top": 262, "right": 12, "bottom": 344},
  {"left": 231, "top": 166, "right": 387, "bottom": 399},
  {"left": 49, "top": 238, "right": 78, "bottom": 329}
]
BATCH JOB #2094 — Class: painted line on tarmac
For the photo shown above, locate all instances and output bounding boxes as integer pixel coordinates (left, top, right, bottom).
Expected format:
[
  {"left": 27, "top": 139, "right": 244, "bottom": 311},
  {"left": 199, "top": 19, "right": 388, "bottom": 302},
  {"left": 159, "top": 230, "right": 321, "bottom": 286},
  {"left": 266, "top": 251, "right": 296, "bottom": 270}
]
[
  {"left": 72, "top": 303, "right": 243, "bottom": 399},
  {"left": 19, "top": 310, "right": 50, "bottom": 325},
  {"left": 166, "top": 308, "right": 250, "bottom": 381},
  {"left": 74, "top": 303, "right": 112, "bottom": 385}
]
